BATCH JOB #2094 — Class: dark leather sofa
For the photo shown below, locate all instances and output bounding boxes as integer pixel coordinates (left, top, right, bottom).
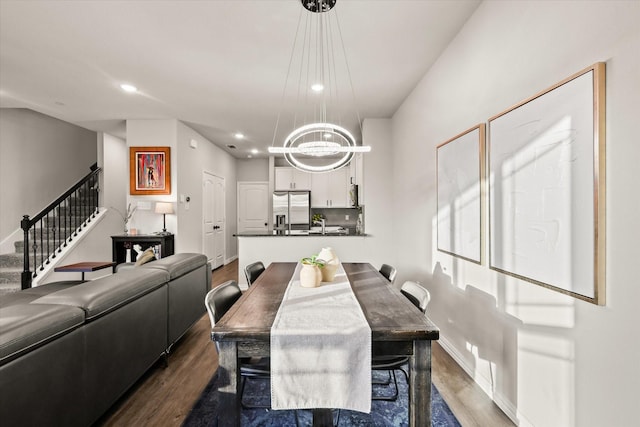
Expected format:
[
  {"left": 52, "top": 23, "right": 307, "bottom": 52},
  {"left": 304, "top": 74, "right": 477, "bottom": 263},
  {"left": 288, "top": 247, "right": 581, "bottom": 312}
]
[{"left": 0, "top": 253, "right": 211, "bottom": 427}]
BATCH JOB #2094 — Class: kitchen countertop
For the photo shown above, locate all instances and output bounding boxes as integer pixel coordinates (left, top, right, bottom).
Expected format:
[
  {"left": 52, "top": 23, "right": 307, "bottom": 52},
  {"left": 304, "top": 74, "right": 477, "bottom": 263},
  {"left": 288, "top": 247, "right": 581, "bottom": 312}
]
[{"left": 235, "top": 230, "right": 368, "bottom": 237}]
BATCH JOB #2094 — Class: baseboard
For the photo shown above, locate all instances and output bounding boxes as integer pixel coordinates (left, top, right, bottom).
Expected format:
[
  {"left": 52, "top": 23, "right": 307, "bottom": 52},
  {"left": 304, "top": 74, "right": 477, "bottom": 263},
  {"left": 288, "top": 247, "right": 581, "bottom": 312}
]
[
  {"left": 225, "top": 254, "right": 238, "bottom": 264},
  {"left": 494, "top": 391, "right": 525, "bottom": 427},
  {"left": 438, "top": 335, "right": 521, "bottom": 426}
]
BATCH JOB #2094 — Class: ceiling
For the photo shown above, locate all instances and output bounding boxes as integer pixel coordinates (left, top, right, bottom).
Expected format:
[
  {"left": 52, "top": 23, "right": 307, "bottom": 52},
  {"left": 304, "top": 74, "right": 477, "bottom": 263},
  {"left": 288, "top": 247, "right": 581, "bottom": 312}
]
[{"left": 0, "top": 0, "right": 480, "bottom": 159}]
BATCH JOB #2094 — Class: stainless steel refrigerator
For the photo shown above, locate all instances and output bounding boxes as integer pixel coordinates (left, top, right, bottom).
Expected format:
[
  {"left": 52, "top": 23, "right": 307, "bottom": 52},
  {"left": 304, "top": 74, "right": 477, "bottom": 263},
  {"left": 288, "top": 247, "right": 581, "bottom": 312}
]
[{"left": 273, "top": 191, "right": 311, "bottom": 231}]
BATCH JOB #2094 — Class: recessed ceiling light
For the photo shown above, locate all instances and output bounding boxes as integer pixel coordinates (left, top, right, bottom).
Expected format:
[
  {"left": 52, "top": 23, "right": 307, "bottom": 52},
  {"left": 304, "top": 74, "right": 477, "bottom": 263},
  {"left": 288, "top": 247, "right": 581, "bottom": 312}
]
[
  {"left": 311, "top": 83, "right": 324, "bottom": 92},
  {"left": 234, "top": 133, "right": 244, "bottom": 139},
  {"left": 250, "top": 148, "right": 259, "bottom": 154},
  {"left": 120, "top": 83, "right": 138, "bottom": 93}
]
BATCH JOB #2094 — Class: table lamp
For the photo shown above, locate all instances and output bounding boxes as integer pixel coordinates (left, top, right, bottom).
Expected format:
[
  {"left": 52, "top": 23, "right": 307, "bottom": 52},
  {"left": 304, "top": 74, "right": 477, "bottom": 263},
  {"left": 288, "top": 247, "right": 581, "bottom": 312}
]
[{"left": 154, "top": 202, "right": 174, "bottom": 234}]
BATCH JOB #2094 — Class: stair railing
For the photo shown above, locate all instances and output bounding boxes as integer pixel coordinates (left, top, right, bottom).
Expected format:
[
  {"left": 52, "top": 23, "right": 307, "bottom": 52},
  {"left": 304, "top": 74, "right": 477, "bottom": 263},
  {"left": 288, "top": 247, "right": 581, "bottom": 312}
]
[{"left": 21, "top": 164, "right": 101, "bottom": 289}]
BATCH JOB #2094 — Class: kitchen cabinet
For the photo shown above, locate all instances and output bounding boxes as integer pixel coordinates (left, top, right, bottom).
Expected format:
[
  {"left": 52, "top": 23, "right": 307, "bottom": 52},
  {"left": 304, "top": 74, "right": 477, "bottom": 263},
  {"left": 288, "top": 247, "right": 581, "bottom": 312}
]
[
  {"left": 311, "top": 167, "right": 350, "bottom": 207},
  {"left": 274, "top": 167, "right": 311, "bottom": 190}
]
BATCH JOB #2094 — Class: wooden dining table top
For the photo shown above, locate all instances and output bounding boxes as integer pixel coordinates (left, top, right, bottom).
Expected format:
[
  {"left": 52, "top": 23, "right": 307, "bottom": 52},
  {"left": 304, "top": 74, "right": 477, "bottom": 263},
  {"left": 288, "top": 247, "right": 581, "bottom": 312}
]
[{"left": 211, "top": 262, "right": 439, "bottom": 344}]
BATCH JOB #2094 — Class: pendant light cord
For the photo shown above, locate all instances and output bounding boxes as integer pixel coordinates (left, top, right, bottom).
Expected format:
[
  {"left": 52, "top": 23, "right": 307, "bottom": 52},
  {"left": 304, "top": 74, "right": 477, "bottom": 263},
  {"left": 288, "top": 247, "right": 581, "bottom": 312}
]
[
  {"left": 271, "top": 7, "right": 304, "bottom": 148},
  {"left": 335, "top": 10, "right": 363, "bottom": 140}
]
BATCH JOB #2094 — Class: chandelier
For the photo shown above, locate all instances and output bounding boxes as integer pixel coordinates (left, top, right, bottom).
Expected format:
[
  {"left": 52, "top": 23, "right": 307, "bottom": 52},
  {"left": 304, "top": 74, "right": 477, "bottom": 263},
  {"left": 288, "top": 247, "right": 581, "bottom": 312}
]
[{"left": 268, "top": 0, "right": 371, "bottom": 173}]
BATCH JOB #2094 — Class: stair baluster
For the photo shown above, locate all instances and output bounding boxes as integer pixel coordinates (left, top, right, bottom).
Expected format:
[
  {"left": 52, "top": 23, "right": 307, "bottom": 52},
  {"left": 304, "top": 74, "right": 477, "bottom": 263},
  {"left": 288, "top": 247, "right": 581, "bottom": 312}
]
[{"left": 20, "top": 164, "right": 101, "bottom": 289}]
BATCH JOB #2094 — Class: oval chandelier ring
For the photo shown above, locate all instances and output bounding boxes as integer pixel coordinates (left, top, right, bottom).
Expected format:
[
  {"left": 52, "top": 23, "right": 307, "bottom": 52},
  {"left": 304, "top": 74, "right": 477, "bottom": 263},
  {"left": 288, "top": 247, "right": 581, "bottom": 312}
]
[
  {"left": 284, "top": 123, "right": 355, "bottom": 172},
  {"left": 268, "top": 0, "right": 371, "bottom": 173}
]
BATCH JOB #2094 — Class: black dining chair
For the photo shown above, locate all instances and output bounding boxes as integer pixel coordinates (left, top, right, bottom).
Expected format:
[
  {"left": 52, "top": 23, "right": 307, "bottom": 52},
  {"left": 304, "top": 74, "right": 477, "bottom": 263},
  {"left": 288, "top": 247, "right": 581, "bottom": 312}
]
[
  {"left": 205, "top": 280, "right": 271, "bottom": 409},
  {"left": 244, "top": 261, "right": 266, "bottom": 287},
  {"left": 379, "top": 263, "right": 397, "bottom": 284},
  {"left": 371, "top": 280, "right": 431, "bottom": 401}
]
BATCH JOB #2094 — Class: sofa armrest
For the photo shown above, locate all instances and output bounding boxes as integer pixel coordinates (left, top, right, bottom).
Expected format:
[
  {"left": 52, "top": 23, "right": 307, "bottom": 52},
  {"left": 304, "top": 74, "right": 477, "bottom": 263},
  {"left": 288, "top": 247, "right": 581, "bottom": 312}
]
[{"left": 115, "top": 262, "right": 136, "bottom": 273}]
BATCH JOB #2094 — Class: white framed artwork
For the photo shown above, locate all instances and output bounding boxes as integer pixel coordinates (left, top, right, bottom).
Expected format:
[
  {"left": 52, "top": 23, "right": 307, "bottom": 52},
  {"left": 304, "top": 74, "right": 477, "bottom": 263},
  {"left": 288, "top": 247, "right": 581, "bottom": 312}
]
[
  {"left": 436, "top": 124, "right": 484, "bottom": 264},
  {"left": 488, "top": 62, "right": 606, "bottom": 305}
]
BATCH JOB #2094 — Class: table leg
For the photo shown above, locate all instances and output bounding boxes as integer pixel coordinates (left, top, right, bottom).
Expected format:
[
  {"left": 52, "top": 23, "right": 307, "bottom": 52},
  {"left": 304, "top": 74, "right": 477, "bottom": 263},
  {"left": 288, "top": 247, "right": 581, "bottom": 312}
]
[
  {"left": 217, "top": 341, "right": 240, "bottom": 427},
  {"left": 409, "top": 340, "right": 432, "bottom": 427},
  {"left": 81, "top": 272, "right": 85, "bottom": 281}
]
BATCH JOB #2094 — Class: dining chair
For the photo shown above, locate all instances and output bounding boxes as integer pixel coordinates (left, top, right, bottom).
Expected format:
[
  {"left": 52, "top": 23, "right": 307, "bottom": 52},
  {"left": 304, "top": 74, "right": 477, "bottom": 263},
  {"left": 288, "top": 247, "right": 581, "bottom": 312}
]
[
  {"left": 371, "top": 280, "right": 430, "bottom": 401},
  {"left": 378, "top": 263, "right": 397, "bottom": 284},
  {"left": 244, "top": 261, "right": 266, "bottom": 287},
  {"left": 205, "top": 280, "right": 271, "bottom": 409}
]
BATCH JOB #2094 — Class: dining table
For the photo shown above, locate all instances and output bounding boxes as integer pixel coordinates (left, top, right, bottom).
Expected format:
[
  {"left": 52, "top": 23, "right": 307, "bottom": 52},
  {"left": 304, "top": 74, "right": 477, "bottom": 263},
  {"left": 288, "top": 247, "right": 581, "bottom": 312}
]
[{"left": 211, "top": 262, "right": 440, "bottom": 427}]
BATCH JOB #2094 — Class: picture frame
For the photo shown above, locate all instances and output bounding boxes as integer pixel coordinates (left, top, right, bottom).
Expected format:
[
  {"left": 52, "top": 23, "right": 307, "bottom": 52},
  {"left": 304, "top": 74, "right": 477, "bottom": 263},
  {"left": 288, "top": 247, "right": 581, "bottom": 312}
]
[
  {"left": 129, "top": 146, "right": 171, "bottom": 195},
  {"left": 488, "top": 62, "right": 605, "bottom": 305},
  {"left": 436, "top": 124, "right": 484, "bottom": 264}
]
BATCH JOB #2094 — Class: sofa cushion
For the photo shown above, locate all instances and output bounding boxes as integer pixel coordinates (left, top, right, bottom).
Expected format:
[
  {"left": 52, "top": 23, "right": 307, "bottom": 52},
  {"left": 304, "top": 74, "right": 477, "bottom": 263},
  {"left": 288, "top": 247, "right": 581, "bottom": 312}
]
[
  {"left": 22, "top": 280, "right": 85, "bottom": 295},
  {"left": 0, "top": 293, "right": 40, "bottom": 308},
  {"left": 0, "top": 281, "right": 84, "bottom": 308},
  {"left": 32, "top": 268, "right": 169, "bottom": 320},
  {"left": 140, "top": 253, "right": 207, "bottom": 280},
  {"left": 0, "top": 303, "right": 85, "bottom": 365}
]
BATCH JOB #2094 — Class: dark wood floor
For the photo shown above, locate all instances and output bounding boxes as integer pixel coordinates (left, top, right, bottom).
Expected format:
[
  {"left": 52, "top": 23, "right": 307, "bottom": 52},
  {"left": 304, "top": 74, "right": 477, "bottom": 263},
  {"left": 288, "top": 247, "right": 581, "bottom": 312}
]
[{"left": 97, "top": 260, "right": 514, "bottom": 427}]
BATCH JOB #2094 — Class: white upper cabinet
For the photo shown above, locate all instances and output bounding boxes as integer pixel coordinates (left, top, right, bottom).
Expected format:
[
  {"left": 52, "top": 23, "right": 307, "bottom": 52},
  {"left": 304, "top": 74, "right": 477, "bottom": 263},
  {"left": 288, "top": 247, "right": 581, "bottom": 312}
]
[
  {"left": 275, "top": 166, "right": 352, "bottom": 207},
  {"left": 274, "top": 167, "right": 311, "bottom": 191},
  {"left": 311, "top": 167, "right": 350, "bottom": 207}
]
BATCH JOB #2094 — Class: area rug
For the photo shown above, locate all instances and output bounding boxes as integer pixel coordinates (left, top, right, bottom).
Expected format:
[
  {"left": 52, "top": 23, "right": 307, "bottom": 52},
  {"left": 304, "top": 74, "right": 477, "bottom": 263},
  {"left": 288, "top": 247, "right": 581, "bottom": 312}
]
[{"left": 183, "top": 366, "right": 461, "bottom": 427}]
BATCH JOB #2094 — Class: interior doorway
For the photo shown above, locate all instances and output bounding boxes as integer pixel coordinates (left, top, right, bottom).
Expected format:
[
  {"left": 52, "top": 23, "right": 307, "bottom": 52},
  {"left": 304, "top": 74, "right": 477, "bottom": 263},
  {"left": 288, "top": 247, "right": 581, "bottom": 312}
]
[
  {"left": 237, "top": 181, "right": 269, "bottom": 234},
  {"left": 203, "top": 171, "right": 225, "bottom": 269}
]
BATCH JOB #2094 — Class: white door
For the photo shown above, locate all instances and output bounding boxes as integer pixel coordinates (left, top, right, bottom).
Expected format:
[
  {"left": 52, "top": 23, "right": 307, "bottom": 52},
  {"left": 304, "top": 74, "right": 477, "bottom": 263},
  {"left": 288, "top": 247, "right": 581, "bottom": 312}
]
[
  {"left": 203, "top": 171, "right": 225, "bottom": 269},
  {"left": 238, "top": 182, "right": 269, "bottom": 233}
]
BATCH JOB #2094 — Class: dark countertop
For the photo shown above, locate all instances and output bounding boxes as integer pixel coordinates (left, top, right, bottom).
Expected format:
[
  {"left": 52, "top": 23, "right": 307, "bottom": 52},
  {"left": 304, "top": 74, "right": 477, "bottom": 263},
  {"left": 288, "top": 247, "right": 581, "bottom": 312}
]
[{"left": 235, "top": 230, "right": 368, "bottom": 237}]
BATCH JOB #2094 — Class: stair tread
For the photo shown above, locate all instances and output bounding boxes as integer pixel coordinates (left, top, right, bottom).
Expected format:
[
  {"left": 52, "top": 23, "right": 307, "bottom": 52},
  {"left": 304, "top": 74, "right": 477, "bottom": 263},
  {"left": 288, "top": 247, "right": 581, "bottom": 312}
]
[{"left": 0, "top": 283, "right": 21, "bottom": 294}]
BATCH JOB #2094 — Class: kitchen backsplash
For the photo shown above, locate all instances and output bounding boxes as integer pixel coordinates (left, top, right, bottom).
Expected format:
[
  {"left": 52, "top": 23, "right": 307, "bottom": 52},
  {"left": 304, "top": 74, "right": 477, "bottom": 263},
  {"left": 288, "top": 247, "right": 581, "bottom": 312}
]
[{"left": 311, "top": 207, "right": 364, "bottom": 234}]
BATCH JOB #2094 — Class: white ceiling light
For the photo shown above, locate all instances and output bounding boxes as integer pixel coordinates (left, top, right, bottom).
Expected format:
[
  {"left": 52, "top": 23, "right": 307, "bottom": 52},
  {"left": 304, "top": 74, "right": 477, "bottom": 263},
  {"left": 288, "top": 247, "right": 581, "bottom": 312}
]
[
  {"left": 234, "top": 132, "right": 244, "bottom": 139},
  {"left": 120, "top": 83, "right": 137, "bottom": 93},
  {"left": 268, "top": 0, "right": 371, "bottom": 173}
]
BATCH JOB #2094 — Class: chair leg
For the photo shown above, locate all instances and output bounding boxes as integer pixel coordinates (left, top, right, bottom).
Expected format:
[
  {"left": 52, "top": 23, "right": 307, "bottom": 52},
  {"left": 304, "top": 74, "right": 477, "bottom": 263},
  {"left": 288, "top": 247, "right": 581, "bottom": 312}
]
[
  {"left": 372, "top": 369, "right": 393, "bottom": 385},
  {"left": 372, "top": 369, "right": 399, "bottom": 401}
]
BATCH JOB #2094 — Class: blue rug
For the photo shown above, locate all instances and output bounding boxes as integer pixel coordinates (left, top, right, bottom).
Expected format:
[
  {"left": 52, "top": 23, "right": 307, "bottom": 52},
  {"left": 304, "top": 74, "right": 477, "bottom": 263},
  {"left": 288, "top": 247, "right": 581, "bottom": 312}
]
[{"left": 183, "top": 366, "right": 460, "bottom": 426}]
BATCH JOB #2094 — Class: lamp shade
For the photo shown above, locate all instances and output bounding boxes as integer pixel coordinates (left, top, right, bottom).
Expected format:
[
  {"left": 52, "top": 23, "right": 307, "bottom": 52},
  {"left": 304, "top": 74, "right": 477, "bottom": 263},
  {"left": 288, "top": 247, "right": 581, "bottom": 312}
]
[{"left": 154, "top": 202, "right": 174, "bottom": 215}]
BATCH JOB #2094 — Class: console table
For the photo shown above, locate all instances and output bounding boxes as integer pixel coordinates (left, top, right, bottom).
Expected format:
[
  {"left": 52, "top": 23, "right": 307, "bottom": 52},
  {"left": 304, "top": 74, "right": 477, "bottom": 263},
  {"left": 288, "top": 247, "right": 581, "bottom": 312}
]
[{"left": 111, "top": 234, "right": 174, "bottom": 267}]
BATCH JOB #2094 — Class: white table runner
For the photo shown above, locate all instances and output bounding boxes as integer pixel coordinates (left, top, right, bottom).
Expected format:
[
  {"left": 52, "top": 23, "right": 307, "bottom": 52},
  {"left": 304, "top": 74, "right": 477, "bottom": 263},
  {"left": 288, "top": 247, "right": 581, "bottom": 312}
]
[{"left": 270, "top": 263, "right": 372, "bottom": 413}]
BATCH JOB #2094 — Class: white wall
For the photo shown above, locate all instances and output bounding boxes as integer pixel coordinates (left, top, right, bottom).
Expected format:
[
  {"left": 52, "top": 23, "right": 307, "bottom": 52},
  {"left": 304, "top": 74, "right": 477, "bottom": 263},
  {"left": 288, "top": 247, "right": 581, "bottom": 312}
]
[
  {"left": 391, "top": 1, "right": 640, "bottom": 426},
  {"left": 125, "top": 119, "right": 178, "bottom": 236},
  {"left": 361, "top": 118, "right": 396, "bottom": 273},
  {"left": 98, "top": 133, "right": 128, "bottom": 222},
  {"left": 35, "top": 132, "right": 131, "bottom": 284},
  {"left": 96, "top": 132, "right": 132, "bottom": 253},
  {"left": 176, "top": 121, "right": 238, "bottom": 261},
  {"left": 126, "top": 120, "right": 238, "bottom": 262},
  {"left": 237, "top": 158, "right": 269, "bottom": 181},
  {"left": 0, "top": 108, "right": 96, "bottom": 245}
]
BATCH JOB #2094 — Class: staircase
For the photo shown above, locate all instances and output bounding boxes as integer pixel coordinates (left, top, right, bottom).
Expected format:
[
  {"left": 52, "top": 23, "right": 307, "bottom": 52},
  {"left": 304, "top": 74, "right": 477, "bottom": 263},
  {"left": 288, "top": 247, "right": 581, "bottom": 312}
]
[
  {"left": 0, "top": 250, "right": 21, "bottom": 293},
  {"left": 0, "top": 165, "right": 101, "bottom": 293}
]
